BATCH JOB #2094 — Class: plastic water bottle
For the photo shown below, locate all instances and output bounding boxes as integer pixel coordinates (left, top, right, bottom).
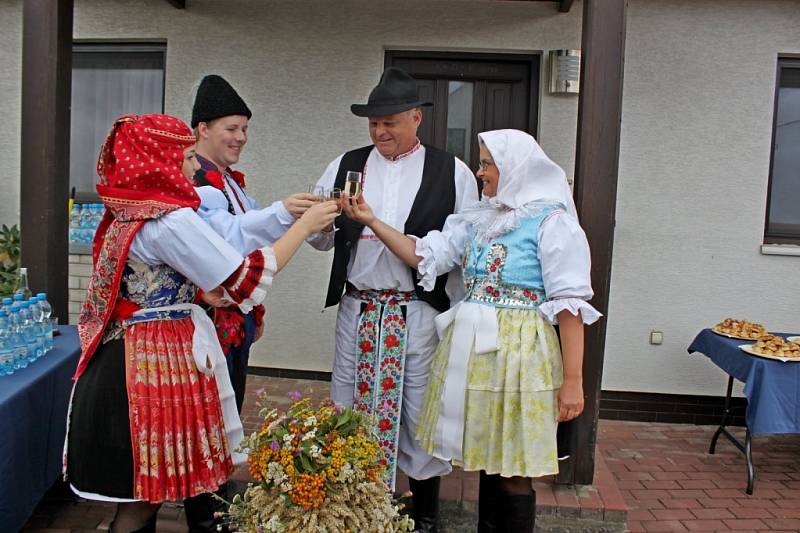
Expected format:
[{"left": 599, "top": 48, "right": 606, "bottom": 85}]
[
  {"left": 31, "top": 301, "right": 46, "bottom": 360},
  {"left": 19, "top": 302, "right": 38, "bottom": 362},
  {"left": 37, "top": 293, "right": 54, "bottom": 352},
  {"left": 2, "top": 297, "right": 12, "bottom": 314},
  {"left": 92, "top": 204, "right": 104, "bottom": 239},
  {"left": 69, "top": 204, "right": 81, "bottom": 244},
  {"left": 37, "top": 293, "right": 52, "bottom": 319},
  {"left": 95, "top": 204, "right": 106, "bottom": 235},
  {"left": 28, "top": 297, "right": 42, "bottom": 322},
  {"left": 20, "top": 301, "right": 44, "bottom": 362},
  {"left": 81, "top": 204, "right": 95, "bottom": 243},
  {"left": 0, "top": 310, "right": 14, "bottom": 376},
  {"left": 14, "top": 267, "right": 32, "bottom": 300},
  {"left": 88, "top": 205, "right": 97, "bottom": 242},
  {"left": 77, "top": 204, "right": 89, "bottom": 243},
  {"left": 73, "top": 204, "right": 83, "bottom": 243},
  {"left": 28, "top": 297, "right": 45, "bottom": 355},
  {"left": 8, "top": 304, "right": 28, "bottom": 369},
  {"left": 86, "top": 204, "right": 96, "bottom": 233}
]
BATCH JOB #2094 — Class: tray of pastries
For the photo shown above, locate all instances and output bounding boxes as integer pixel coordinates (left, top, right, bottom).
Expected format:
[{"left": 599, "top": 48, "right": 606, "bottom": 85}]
[
  {"left": 740, "top": 335, "right": 800, "bottom": 362},
  {"left": 712, "top": 318, "right": 767, "bottom": 340}
]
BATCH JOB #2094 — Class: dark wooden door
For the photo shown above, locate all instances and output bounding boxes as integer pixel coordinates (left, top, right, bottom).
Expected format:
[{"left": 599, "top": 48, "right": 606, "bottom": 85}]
[{"left": 385, "top": 51, "right": 539, "bottom": 172}]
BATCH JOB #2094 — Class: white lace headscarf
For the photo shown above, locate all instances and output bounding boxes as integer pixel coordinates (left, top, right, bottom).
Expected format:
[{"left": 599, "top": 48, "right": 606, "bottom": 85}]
[{"left": 461, "top": 129, "right": 577, "bottom": 243}]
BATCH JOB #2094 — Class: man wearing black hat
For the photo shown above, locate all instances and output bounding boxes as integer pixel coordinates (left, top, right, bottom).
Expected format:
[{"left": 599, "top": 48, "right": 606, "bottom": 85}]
[
  {"left": 308, "top": 67, "right": 479, "bottom": 532},
  {"left": 185, "top": 74, "right": 316, "bottom": 533}
]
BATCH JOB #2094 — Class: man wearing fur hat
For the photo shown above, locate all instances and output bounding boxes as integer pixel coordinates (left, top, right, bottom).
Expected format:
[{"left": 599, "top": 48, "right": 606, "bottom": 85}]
[
  {"left": 185, "top": 74, "right": 315, "bottom": 533},
  {"left": 189, "top": 74, "right": 316, "bottom": 411},
  {"left": 308, "top": 66, "right": 479, "bottom": 532}
]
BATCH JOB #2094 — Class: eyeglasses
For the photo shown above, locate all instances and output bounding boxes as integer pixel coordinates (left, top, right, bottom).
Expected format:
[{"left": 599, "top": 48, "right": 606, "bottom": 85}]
[{"left": 477, "top": 160, "right": 495, "bottom": 171}]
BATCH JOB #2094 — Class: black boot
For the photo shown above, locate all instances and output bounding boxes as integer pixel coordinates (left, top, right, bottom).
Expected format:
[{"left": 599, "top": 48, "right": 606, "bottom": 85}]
[
  {"left": 183, "top": 484, "right": 229, "bottom": 533},
  {"left": 501, "top": 489, "right": 536, "bottom": 533},
  {"left": 477, "top": 471, "right": 501, "bottom": 532},
  {"left": 133, "top": 513, "right": 157, "bottom": 533},
  {"left": 408, "top": 476, "right": 441, "bottom": 533},
  {"left": 110, "top": 513, "right": 157, "bottom": 533}
]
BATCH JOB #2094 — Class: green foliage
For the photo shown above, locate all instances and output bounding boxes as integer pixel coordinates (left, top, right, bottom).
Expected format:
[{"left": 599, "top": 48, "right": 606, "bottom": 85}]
[{"left": 0, "top": 224, "right": 20, "bottom": 297}]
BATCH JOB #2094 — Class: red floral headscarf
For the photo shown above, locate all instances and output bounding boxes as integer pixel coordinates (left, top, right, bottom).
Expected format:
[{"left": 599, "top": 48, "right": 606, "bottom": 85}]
[
  {"left": 76, "top": 114, "right": 200, "bottom": 380},
  {"left": 92, "top": 114, "right": 200, "bottom": 259},
  {"left": 97, "top": 114, "right": 199, "bottom": 204}
]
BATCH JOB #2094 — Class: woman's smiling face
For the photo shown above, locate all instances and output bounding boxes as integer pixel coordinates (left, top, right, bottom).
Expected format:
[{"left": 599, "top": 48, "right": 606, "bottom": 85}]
[{"left": 477, "top": 143, "right": 499, "bottom": 198}]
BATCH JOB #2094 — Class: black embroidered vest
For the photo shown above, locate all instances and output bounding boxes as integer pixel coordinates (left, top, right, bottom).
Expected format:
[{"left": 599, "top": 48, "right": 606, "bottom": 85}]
[{"left": 325, "top": 144, "right": 456, "bottom": 312}]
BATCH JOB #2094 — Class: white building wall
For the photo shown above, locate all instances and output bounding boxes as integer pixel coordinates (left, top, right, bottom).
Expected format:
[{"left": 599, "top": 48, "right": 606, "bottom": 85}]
[
  {"left": 0, "top": 0, "right": 797, "bottom": 395},
  {"left": 70, "top": 0, "right": 582, "bottom": 372},
  {"left": 0, "top": 0, "right": 23, "bottom": 226},
  {"left": 604, "top": 0, "right": 800, "bottom": 394}
]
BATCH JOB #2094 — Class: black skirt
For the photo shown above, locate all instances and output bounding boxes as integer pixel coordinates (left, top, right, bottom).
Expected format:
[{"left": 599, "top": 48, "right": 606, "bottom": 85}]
[{"left": 67, "top": 338, "right": 135, "bottom": 499}]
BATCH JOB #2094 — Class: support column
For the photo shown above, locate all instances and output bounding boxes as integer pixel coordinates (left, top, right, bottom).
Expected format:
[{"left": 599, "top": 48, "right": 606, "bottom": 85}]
[
  {"left": 20, "top": 0, "right": 73, "bottom": 320},
  {"left": 558, "top": 0, "right": 627, "bottom": 485}
]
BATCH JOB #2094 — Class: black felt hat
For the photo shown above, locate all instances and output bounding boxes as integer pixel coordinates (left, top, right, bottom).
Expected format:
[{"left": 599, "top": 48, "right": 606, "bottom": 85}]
[
  {"left": 350, "top": 67, "right": 432, "bottom": 118},
  {"left": 191, "top": 75, "right": 252, "bottom": 128}
]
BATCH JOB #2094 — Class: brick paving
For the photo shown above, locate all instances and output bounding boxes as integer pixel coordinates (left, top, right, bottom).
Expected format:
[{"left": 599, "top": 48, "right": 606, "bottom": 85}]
[
  {"left": 21, "top": 375, "right": 800, "bottom": 531},
  {"left": 599, "top": 417, "right": 800, "bottom": 532}
]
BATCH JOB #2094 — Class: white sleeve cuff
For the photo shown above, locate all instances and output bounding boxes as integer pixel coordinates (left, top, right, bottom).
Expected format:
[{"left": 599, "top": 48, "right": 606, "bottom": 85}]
[
  {"left": 272, "top": 200, "right": 295, "bottom": 226},
  {"left": 538, "top": 298, "right": 602, "bottom": 325},
  {"left": 306, "top": 226, "right": 336, "bottom": 250},
  {"left": 411, "top": 235, "right": 438, "bottom": 292},
  {"left": 236, "top": 246, "right": 277, "bottom": 314}
]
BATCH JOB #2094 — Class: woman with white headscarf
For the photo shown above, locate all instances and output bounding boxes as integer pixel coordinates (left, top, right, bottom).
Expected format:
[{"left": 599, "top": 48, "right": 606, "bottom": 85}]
[{"left": 342, "top": 129, "right": 600, "bottom": 532}]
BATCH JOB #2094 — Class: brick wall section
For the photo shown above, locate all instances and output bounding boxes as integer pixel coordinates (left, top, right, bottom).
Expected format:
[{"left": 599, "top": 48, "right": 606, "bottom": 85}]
[{"left": 67, "top": 253, "right": 92, "bottom": 324}]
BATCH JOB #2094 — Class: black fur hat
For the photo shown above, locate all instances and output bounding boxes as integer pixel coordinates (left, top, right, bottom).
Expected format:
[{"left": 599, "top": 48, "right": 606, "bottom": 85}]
[{"left": 191, "top": 75, "right": 252, "bottom": 128}]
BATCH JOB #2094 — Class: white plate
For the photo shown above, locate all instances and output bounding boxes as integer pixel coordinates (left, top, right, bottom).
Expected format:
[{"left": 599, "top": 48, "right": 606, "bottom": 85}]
[
  {"left": 739, "top": 343, "right": 800, "bottom": 363},
  {"left": 787, "top": 336, "right": 800, "bottom": 343}
]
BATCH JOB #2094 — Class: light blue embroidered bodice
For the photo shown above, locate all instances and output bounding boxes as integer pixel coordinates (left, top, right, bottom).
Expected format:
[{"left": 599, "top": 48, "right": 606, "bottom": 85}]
[{"left": 462, "top": 204, "right": 561, "bottom": 309}]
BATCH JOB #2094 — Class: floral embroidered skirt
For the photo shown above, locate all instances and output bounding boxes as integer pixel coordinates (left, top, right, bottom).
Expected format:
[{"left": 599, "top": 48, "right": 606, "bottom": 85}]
[
  {"left": 68, "top": 317, "right": 234, "bottom": 503},
  {"left": 416, "top": 307, "right": 563, "bottom": 478}
]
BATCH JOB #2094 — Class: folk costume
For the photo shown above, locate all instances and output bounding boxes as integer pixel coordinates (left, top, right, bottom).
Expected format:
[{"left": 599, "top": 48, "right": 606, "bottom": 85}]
[
  {"left": 413, "top": 129, "right": 601, "bottom": 531},
  {"left": 65, "top": 114, "right": 276, "bottom": 507},
  {"left": 309, "top": 67, "right": 479, "bottom": 531},
  {"left": 190, "top": 74, "right": 294, "bottom": 414}
]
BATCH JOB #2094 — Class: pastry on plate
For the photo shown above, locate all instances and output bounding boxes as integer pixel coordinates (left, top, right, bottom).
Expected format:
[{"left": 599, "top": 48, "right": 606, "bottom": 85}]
[{"left": 713, "top": 318, "right": 767, "bottom": 340}]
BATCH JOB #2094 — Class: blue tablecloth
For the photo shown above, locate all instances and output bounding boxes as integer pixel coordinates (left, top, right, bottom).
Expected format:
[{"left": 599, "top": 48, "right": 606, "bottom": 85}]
[
  {"left": 0, "top": 326, "right": 80, "bottom": 532},
  {"left": 689, "top": 328, "right": 800, "bottom": 436}
]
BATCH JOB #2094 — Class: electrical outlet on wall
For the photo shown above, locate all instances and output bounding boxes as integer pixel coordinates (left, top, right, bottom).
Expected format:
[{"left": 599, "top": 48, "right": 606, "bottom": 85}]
[{"left": 650, "top": 330, "right": 663, "bottom": 345}]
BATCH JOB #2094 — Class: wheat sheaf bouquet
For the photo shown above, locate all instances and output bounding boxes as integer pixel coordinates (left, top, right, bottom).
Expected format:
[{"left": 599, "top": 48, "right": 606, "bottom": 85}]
[{"left": 224, "top": 391, "right": 414, "bottom": 533}]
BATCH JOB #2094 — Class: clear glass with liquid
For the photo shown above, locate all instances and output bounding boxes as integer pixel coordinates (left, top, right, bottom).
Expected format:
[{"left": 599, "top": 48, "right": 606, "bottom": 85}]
[{"left": 344, "top": 171, "right": 362, "bottom": 199}]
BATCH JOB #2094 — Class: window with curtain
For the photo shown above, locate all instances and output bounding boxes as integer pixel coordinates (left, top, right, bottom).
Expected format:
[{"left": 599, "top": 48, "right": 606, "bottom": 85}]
[
  {"left": 765, "top": 58, "right": 800, "bottom": 244},
  {"left": 70, "top": 43, "right": 166, "bottom": 194}
]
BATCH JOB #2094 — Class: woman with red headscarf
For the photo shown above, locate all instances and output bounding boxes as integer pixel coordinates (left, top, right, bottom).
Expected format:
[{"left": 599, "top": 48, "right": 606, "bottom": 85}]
[{"left": 64, "top": 114, "right": 337, "bottom": 532}]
